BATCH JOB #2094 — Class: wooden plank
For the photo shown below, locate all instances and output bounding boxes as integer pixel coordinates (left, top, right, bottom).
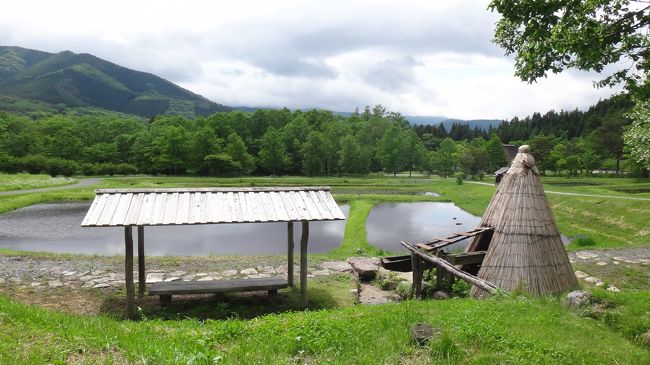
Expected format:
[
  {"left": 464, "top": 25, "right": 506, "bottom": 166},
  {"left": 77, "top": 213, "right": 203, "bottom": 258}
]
[
  {"left": 208, "top": 192, "right": 221, "bottom": 223},
  {"left": 300, "top": 190, "right": 321, "bottom": 219},
  {"left": 250, "top": 192, "right": 265, "bottom": 222},
  {"left": 176, "top": 192, "right": 191, "bottom": 224},
  {"left": 198, "top": 192, "right": 209, "bottom": 224},
  {"left": 97, "top": 187, "right": 332, "bottom": 194},
  {"left": 401, "top": 241, "right": 502, "bottom": 295},
  {"left": 82, "top": 194, "right": 109, "bottom": 226},
  {"left": 227, "top": 191, "right": 238, "bottom": 222},
  {"left": 151, "top": 193, "right": 167, "bottom": 225},
  {"left": 148, "top": 277, "right": 288, "bottom": 295},
  {"left": 96, "top": 194, "right": 121, "bottom": 226},
  {"left": 187, "top": 192, "right": 202, "bottom": 224},
  {"left": 300, "top": 220, "right": 309, "bottom": 307},
  {"left": 124, "top": 226, "right": 135, "bottom": 319},
  {"left": 137, "top": 226, "right": 145, "bottom": 297},
  {"left": 259, "top": 192, "right": 277, "bottom": 221},
  {"left": 271, "top": 192, "right": 289, "bottom": 221},
  {"left": 292, "top": 191, "right": 312, "bottom": 220},
  {"left": 238, "top": 192, "right": 252, "bottom": 222},
  {"left": 309, "top": 190, "right": 333, "bottom": 220},
  {"left": 288, "top": 221, "right": 294, "bottom": 286},
  {"left": 162, "top": 192, "right": 179, "bottom": 224},
  {"left": 444, "top": 251, "right": 486, "bottom": 266},
  {"left": 416, "top": 243, "right": 434, "bottom": 251},
  {"left": 318, "top": 190, "right": 345, "bottom": 219},
  {"left": 280, "top": 191, "right": 299, "bottom": 221},
  {"left": 136, "top": 193, "right": 156, "bottom": 226},
  {"left": 124, "top": 193, "right": 144, "bottom": 226},
  {"left": 110, "top": 193, "right": 133, "bottom": 226}
]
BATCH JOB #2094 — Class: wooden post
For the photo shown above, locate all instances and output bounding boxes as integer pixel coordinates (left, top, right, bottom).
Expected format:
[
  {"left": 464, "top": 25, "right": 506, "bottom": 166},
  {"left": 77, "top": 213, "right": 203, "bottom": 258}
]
[
  {"left": 137, "top": 226, "right": 146, "bottom": 297},
  {"left": 411, "top": 252, "right": 423, "bottom": 298},
  {"left": 287, "top": 221, "right": 294, "bottom": 287},
  {"left": 300, "top": 220, "right": 309, "bottom": 307},
  {"left": 124, "top": 226, "right": 136, "bottom": 319}
]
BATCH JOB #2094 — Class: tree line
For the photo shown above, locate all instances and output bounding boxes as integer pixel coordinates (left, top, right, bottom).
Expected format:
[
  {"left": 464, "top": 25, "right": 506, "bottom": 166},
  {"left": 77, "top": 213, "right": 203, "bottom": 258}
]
[{"left": 0, "top": 98, "right": 646, "bottom": 178}]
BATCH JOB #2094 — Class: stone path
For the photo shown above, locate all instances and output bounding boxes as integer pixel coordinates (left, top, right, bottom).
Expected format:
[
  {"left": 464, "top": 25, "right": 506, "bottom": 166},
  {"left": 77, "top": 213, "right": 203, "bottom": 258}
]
[{"left": 568, "top": 248, "right": 650, "bottom": 292}]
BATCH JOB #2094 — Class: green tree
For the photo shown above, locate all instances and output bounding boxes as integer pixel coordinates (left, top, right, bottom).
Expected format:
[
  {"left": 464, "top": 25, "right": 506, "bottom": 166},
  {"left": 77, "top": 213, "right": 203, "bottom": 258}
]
[
  {"left": 431, "top": 137, "right": 458, "bottom": 177},
  {"left": 458, "top": 138, "right": 489, "bottom": 177},
  {"left": 624, "top": 99, "right": 650, "bottom": 169},
  {"left": 485, "top": 134, "right": 507, "bottom": 172},
  {"left": 301, "top": 131, "right": 329, "bottom": 176},
  {"left": 529, "top": 135, "right": 557, "bottom": 174},
  {"left": 339, "top": 135, "right": 370, "bottom": 174},
  {"left": 402, "top": 130, "right": 427, "bottom": 177},
  {"left": 490, "top": 0, "right": 649, "bottom": 95},
  {"left": 377, "top": 126, "right": 407, "bottom": 176},
  {"left": 258, "top": 127, "right": 290, "bottom": 175},
  {"left": 225, "top": 132, "right": 255, "bottom": 174}
]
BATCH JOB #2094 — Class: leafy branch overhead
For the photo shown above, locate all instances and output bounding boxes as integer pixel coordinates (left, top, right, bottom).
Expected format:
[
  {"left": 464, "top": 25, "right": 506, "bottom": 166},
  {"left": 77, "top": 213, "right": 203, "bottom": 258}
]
[{"left": 490, "top": 0, "right": 650, "bottom": 96}]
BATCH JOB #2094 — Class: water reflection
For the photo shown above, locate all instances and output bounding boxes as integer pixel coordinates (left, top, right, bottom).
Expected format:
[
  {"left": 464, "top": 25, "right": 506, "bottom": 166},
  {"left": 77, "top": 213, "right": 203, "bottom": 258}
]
[
  {"left": 366, "top": 202, "right": 481, "bottom": 253},
  {"left": 0, "top": 202, "right": 349, "bottom": 255}
]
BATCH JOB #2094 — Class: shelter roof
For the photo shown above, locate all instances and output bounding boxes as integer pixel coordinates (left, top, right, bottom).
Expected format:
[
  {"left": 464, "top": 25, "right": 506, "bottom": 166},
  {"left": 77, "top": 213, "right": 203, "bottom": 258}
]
[{"left": 81, "top": 187, "right": 345, "bottom": 227}]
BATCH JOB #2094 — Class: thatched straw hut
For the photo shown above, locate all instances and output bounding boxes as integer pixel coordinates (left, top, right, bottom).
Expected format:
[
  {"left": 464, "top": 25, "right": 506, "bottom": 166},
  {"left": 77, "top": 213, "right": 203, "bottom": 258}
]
[{"left": 467, "top": 145, "right": 578, "bottom": 297}]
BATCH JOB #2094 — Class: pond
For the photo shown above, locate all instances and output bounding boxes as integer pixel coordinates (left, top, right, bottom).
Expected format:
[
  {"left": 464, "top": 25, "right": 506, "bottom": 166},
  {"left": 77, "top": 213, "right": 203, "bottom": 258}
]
[
  {"left": 0, "top": 202, "right": 349, "bottom": 256},
  {"left": 366, "top": 202, "right": 482, "bottom": 253}
]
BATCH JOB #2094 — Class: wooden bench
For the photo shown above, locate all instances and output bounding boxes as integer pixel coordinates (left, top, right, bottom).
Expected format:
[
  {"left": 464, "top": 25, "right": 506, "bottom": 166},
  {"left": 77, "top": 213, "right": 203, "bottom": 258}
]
[{"left": 148, "top": 277, "right": 289, "bottom": 304}]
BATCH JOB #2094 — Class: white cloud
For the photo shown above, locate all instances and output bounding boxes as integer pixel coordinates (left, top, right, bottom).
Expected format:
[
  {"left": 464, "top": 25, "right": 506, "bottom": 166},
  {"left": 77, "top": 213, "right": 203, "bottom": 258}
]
[{"left": 0, "top": 0, "right": 619, "bottom": 119}]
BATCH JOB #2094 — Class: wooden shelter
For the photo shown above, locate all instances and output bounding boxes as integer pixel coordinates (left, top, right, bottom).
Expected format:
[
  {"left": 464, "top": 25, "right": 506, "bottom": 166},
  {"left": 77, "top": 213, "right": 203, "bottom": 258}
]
[
  {"left": 466, "top": 145, "right": 578, "bottom": 297},
  {"left": 81, "top": 186, "right": 345, "bottom": 319}
]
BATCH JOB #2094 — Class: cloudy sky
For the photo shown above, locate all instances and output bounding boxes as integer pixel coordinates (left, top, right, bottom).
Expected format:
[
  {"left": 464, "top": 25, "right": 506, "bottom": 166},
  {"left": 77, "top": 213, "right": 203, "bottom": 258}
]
[{"left": 0, "top": 0, "right": 620, "bottom": 119}]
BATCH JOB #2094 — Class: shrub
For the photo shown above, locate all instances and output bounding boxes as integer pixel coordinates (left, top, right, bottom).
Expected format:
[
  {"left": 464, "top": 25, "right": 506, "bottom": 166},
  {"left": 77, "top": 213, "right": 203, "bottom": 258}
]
[
  {"left": 0, "top": 153, "right": 20, "bottom": 173},
  {"left": 454, "top": 172, "right": 465, "bottom": 185},
  {"left": 18, "top": 155, "right": 49, "bottom": 174},
  {"left": 45, "top": 158, "right": 79, "bottom": 177},
  {"left": 115, "top": 163, "right": 139, "bottom": 175},
  {"left": 573, "top": 234, "right": 597, "bottom": 247}
]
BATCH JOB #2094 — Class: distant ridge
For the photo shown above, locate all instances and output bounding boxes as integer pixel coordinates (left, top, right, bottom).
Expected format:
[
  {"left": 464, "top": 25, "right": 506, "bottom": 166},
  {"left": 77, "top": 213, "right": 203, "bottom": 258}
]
[{"left": 0, "top": 46, "right": 230, "bottom": 118}]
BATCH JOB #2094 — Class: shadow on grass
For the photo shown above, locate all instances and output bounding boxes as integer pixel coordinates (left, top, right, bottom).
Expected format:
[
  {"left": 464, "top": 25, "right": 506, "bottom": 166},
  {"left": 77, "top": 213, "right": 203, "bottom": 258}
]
[{"left": 99, "top": 277, "right": 354, "bottom": 321}]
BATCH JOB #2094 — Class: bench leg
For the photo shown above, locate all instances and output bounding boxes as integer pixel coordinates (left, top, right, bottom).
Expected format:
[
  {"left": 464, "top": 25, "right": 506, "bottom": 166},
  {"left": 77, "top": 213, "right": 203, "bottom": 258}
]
[
  {"left": 160, "top": 295, "right": 172, "bottom": 305},
  {"left": 268, "top": 289, "right": 278, "bottom": 296}
]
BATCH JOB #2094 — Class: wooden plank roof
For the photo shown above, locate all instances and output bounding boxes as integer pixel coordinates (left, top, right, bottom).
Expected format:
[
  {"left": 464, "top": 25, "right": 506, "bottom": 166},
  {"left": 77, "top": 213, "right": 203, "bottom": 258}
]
[{"left": 81, "top": 187, "right": 345, "bottom": 227}]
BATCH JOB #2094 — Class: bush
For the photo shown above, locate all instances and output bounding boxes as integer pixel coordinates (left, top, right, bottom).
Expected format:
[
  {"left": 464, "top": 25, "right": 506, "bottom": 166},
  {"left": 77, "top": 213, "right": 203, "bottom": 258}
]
[
  {"left": 573, "top": 234, "right": 597, "bottom": 247},
  {"left": 454, "top": 172, "right": 465, "bottom": 185},
  {"left": 115, "top": 163, "right": 139, "bottom": 175},
  {"left": 80, "top": 163, "right": 98, "bottom": 176},
  {"left": 0, "top": 153, "right": 20, "bottom": 173},
  {"left": 18, "top": 155, "right": 49, "bottom": 174},
  {"left": 45, "top": 158, "right": 79, "bottom": 177}
]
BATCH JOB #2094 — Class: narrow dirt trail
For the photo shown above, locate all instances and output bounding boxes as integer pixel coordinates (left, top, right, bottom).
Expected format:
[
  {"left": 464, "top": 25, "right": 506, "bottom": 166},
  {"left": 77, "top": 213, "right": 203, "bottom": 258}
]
[{"left": 465, "top": 181, "right": 650, "bottom": 201}]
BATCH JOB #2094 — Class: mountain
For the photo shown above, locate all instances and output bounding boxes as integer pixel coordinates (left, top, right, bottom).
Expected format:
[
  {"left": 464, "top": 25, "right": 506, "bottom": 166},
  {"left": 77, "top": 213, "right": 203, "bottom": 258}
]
[{"left": 0, "top": 46, "right": 230, "bottom": 118}]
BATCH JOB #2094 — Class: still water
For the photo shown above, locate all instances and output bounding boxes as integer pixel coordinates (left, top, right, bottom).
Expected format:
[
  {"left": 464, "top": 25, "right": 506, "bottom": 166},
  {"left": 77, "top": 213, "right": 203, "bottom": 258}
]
[
  {"left": 0, "top": 202, "right": 349, "bottom": 255},
  {"left": 366, "top": 202, "right": 482, "bottom": 252}
]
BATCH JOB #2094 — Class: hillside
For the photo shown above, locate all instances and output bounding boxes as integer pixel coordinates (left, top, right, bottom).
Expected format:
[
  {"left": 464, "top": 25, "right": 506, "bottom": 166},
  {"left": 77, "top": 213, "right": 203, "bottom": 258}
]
[{"left": 0, "top": 46, "right": 230, "bottom": 118}]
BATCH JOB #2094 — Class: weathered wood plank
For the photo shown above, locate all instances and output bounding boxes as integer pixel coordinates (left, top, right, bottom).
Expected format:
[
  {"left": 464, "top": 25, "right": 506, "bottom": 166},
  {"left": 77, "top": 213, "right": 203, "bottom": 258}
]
[
  {"left": 151, "top": 193, "right": 167, "bottom": 225},
  {"left": 198, "top": 192, "right": 209, "bottom": 224},
  {"left": 124, "top": 226, "right": 135, "bottom": 319},
  {"left": 309, "top": 190, "right": 333, "bottom": 220},
  {"left": 176, "top": 192, "right": 191, "bottom": 224},
  {"left": 280, "top": 191, "right": 299, "bottom": 220},
  {"left": 82, "top": 193, "right": 109, "bottom": 226},
  {"left": 136, "top": 193, "right": 156, "bottom": 226},
  {"left": 97, "top": 187, "right": 332, "bottom": 194},
  {"left": 442, "top": 251, "right": 486, "bottom": 266},
  {"left": 293, "top": 191, "right": 312, "bottom": 220},
  {"left": 300, "top": 220, "right": 309, "bottom": 307},
  {"left": 271, "top": 192, "right": 289, "bottom": 221},
  {"left": 287, "top": 221, "right": 294, "bottom": 287},
  {"left": 96, "top": 194, "right": 121, "bottom": 226},
  {"left": 162, "top": 192, "right": 179, "bottom": 224},
  {"left": 137, "top": 226, "right": 145, "bottom": 297},
  {"left": 110, "top": 193, "right": 133, "bottom": 226},
  {"left": 300, "top": 190, "right": 321, "bottom": 219},
  {"left": 318, "top": 190, "right": 345, "bottom": 219},
  {"left": 124, "top": 193, "right": 144, "bottom": 226},
  {"left": 148, "top": 277, "right": 288, "bottom": 295}
]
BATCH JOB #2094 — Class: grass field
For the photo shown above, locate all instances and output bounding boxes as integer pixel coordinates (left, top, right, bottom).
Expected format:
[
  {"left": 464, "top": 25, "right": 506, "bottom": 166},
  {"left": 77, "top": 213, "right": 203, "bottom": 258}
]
[
  {"left": 1, "top": 173, "right": 650, "bottom": 364},
  {"left": 0, "top": 173, "right": 76, "bottom": 192}
]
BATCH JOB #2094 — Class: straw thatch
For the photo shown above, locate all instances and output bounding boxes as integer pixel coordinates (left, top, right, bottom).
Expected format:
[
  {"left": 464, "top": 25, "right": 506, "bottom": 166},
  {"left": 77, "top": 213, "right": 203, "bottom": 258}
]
[{"left": 469, "top": 145, "right": 578, "bottom": 297}]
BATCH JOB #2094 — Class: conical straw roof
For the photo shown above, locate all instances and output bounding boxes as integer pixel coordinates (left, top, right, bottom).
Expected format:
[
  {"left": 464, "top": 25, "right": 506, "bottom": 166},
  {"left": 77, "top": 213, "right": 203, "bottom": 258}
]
[{"left": 471, "top": 145, "right": 578, "bottom": 297}]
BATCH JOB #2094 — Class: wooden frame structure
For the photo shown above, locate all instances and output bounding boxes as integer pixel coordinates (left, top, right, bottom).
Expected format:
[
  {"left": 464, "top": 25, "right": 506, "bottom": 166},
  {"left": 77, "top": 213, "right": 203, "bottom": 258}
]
[{"left": 81, "top": 187, "right": 345, "bottom": 319}]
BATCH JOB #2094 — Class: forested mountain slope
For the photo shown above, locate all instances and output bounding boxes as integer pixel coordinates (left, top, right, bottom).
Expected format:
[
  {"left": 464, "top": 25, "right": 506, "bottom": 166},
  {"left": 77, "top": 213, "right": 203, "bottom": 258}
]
[{"left": 0, "top": 46, "right": 230, "bottom": 118}]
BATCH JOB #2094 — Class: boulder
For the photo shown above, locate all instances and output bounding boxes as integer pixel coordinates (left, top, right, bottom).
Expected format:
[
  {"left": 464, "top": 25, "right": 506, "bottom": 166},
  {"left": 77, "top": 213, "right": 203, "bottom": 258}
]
[
  {"left": 566, "top": 290, "right": 592, "bottom": 308},
  {"left": 240, "top": 268, "right": 258, "bottom": 276},
  {"left": 222, "top": 270, "right": 238, "bottom": 277},
  {"left": 638, "top": 331, "right": 650, "bottom": 346},
  {"left": 321, "top": 261, "right": 353, "bottom": 273},
  {"left": 576, "top": 252, "right": 598, "bottom": 260},
  {"left": 574, "top": 270, "right": 589, "bottom": 279},
  {"left": 145, "top": 272, "right": 164, "bottom": 284},
  {"left": 433, "top": 291, "right": 451, "bottom": 300},
  {"left": 48, "top": 280, "right": 63, "bottom": 288},
  {"left": 347, "top": 257, "right": 380, "bottom": 281}
]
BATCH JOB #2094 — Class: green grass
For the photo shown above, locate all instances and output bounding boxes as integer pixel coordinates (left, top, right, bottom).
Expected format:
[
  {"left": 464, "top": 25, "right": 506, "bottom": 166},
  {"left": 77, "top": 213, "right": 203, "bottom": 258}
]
[
  {"left": 0, "top": 173, "right": 76, "bottom": 192},
  {"left": 1, "top": 293, "right": 648, "bottom": 364}
]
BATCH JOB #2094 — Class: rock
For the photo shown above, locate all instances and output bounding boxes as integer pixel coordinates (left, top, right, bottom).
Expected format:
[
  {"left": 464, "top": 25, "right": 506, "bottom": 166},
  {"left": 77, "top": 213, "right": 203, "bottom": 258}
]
[
  {"left": 167, "top": 271, "right": 187, "bottom": 277},
  {"left": 145, "top": 272, "right": 165, "bottom": 284},
  {"left": 566, "top": 290, "right": 592, "bottom": 308},
  {"left": 222, "top": 270, "right": 238, "bottom": 277},
  {"left": 433, "top": 291, "right": 451, "bottom": 300},
  {"left": 638, "top": 331, "right": 650, "bottom": 346},
  {"left": 0, "top": 278, "right": 5, "bottom": 284},
  {"left": 248, "top": 274, "right": 271, "bottom": 279},
  {"left": 410, "top": 323, "right": 441, "bottom": 346},
  {"left": 607, "top": 285, "right": 621, "bottom": 292},
  {"left": 311, "top": 270, "right": 331, "bottom": 276},
  {"left": 596, "top": 261, "right": 608, "bottom": 266},
  {"left": 182, "top": 274, "right": 196, "bottom": 281},
  {"left": 30, "top": 282, "right": 42, "bottom": 288},
  {"left": 576, "top": 252, "right": 599, "bottom": 260},
  {"left": 275, "top": 265, "right": 287, "bottom": 274},
  {"left": 91, "top": 270, "right": 106, "bottom": 276},
  {"left": 92, "top": 283, "right": 111, "bottom": 289},
  {"left": 574, "top": 271, "right": 590, "bottom": 279},
  {"left": 79, "top": 275, "right": 97, "bottom": 282},
  {"left": 94, "top": 277, "right": 112, "bottom": 284},
  {"left": 164, "top": 276, "right": 181, "bottom": 282},
  {"left": 594, "top": 281, "right": 605, "bottom": 287},
  {"left": 197, "top": 276, "right": 214, "bottom": 281},
  {"left": 358, "top": 284, "right": 399, "bottom": 304},
  {"left": 64, "top": 281, "right": 83, "bottom": 289},
  {"left": 62, "top": 270, "right": 77, "bottom": 276},
  {"left": 8, "top": 278, "right": 22, "bottom": 284},
  {"left": 110, "top": 280, "right": 126, "bottom": 287},
  {"left": 81, "top": 281, "right": 95, "bottom": 288},
  {"left": 584, "top": 276, "right": 601, "bottom": 284},
  {"left": 48, "top": 280, "right": 63, "bottom": 288},
  {"left": 347, "top": 257, "right": 380, "bottom": 281},
  {"left": 321, "top": 261, "right": 353, "bottom": 273},
  {"left": 240, "top": 268, "right": 258, "bottom": 275},
  {"left": 258, "top": 266, "right": 276, "bottom": 274},
  {"left": 587, "top": 304, "right": 608, "bottom": 319}
]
